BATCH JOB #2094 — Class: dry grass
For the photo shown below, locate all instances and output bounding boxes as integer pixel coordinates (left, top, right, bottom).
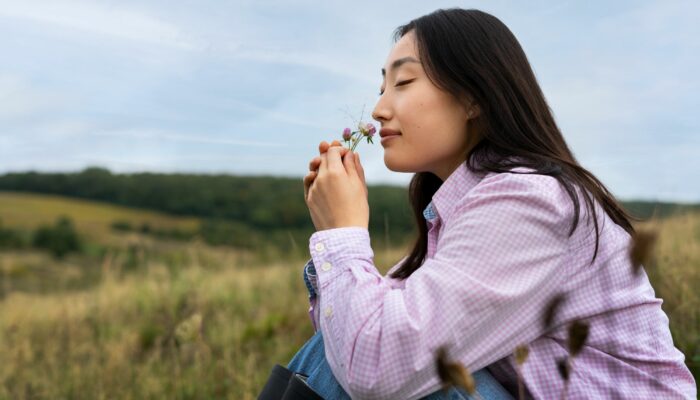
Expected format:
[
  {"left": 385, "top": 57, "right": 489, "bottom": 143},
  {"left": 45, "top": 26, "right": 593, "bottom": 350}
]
[
  {"left": 0, "top": 257, "right": 314, "bottom": 399},
  {"left": 0, "top": 195, "right": 697, "bottom": 398},
  {"left": 636, "top": 212, "right": 700, "bottom": 374}
]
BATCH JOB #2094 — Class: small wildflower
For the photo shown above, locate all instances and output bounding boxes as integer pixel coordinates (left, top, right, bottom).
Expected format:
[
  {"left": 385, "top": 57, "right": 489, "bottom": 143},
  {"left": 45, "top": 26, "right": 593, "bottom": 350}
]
[
  {"left": 542, "top": 293, "right": 566, "bottom": 330},
  {"left": 556, "top": 357, "right": 570, "bottom": 381},
  {"left": 567, "top": 320, "right": 589, "bottom": 356},
  {"left": 175, "top": 313, "right": 203, "bottom": 344},
  {"left": 358, "top": 122, "right": 369, "bottom": 135},
  {"left": 514, "top": 344, "right": 530, "bottom": 400},
  {"left": 435, "top": 346, "right": 476, "bottom": 395},
  {"left": 339, "top": 103, "right": 377, "bottom": 151},
  {"left": 342, "top": 127, "right": 352, "bottom": 142},
  {"left": 344, "top": 121, "right": 377, "bottom": 150},
  {"left": 514, "top": 344, "right": 530, "bottom": 366},
  {"left": 366, "top": 123, "right": 376, "bottom": 137}
]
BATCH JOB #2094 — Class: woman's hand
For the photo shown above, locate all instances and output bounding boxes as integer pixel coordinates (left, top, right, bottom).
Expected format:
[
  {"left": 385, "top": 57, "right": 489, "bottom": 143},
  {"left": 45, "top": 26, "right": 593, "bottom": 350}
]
[
  {"left": 304, "top": 140, "right": 367, "bottom": 200},
  {"left": 304, "top": 140, "right": 345, "bottom": 199},
  {"left": 303, "top": 140, "right": 368, "bottom": 231}
]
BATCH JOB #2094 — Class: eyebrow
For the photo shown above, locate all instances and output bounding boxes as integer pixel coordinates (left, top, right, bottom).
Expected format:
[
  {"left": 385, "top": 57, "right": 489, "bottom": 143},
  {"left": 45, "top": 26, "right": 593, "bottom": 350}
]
[{"left": 381, "top": 56, "right": 420, "bottom": 77}]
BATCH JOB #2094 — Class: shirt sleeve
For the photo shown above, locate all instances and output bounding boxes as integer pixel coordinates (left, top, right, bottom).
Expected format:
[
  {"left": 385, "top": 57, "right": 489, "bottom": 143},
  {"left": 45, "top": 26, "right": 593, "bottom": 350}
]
[{"left": 307, "top": 172, "right": 573, "bottom": 400}]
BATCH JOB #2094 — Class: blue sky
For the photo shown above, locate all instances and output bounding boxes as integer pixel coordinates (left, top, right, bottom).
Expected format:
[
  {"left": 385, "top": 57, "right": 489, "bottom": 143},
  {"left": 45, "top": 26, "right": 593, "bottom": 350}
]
[{"left": 0, "top": 0, "right": 698, "bottom": 202}]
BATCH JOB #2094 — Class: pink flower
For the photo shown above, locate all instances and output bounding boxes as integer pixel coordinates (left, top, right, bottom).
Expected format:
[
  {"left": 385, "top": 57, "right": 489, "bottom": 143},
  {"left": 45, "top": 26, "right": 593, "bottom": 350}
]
[
  {"left": 366, "top": 123, "right": 376, "bottom": 138},
  {"left": 358, "top": 122, "right": 369, "bottom": 136},
  {"left": 340, "top": 105, "right": 377, "bottom": 151}
]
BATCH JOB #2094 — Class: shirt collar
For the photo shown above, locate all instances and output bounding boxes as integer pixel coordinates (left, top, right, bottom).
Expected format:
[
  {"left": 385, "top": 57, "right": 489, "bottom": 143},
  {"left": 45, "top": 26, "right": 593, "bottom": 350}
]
[
  {"left": 422, "top": 201, "right": 437, "bottom": 221},
  {"left": 430, "top": 159, "right": 487, "bottom": 223}
]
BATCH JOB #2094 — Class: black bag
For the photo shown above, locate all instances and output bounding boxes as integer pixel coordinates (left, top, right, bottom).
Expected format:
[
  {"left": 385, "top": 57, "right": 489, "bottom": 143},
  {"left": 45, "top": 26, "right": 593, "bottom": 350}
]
[{"left": 258, "top": 364, "right": 324, "bottom": 400}]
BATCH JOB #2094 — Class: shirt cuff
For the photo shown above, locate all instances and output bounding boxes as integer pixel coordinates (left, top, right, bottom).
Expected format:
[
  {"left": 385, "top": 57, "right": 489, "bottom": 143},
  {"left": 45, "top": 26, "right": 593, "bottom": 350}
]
[
  {"left": 302, "top": 258, "right": 318, "bottom": 298},
  {"left": 308, "top": 227, "right": 374, "bottom": 289}
]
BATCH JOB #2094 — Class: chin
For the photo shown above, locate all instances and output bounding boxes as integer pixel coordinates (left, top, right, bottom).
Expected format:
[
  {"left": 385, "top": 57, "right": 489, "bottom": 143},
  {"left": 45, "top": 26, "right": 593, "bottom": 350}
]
[{"left": 383, "top": 154, "right": 417, "bottom": 173}]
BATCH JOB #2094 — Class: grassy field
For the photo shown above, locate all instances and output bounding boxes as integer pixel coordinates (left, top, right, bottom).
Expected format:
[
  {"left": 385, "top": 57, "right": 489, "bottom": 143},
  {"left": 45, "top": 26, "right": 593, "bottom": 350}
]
[
  {"left": 0, "top": 191, "right": 200, "bottom": 244},
  {"left": 0, "top": 192, "right": 697, "bottom": 398}
]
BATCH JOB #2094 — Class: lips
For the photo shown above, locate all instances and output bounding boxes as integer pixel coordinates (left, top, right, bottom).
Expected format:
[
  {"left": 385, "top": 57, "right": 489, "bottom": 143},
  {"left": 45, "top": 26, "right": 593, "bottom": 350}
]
[{"left": 379, "top": 128, "right": 401, "bottom": 138}]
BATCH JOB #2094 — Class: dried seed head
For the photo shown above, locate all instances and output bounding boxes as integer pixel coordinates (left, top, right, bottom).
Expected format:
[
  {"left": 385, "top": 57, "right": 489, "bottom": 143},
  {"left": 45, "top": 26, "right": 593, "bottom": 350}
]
[
  {"left": 174, "top": 313, "right": 203, "bottom": 344},
  {"left": 514, "top": 344, "right": 530, "bottom": 366},
  {"left": 435, "top": 346, "right": 476, "bottom": 394},
  {"left": 542, "top": 293, "right": 566, "bottom": 330},
  {"left": 556, "top": 357, "right": 570, "bottom": 381},
  {"left": 629, "top": 229, "right": 658, "bottom": 275},
  {"left": 567, "top": 320, "right": 590, "bottom": 357}
]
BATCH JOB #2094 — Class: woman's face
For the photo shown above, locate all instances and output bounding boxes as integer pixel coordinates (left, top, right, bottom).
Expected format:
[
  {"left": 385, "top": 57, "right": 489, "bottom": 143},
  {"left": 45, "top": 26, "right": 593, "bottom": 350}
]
[{"left": 371, "top": 31, "right": 480, "bottom": 181}]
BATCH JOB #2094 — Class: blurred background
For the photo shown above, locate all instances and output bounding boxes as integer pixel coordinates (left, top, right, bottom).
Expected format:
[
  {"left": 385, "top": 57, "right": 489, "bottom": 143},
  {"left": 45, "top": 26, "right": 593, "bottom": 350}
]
[{"left": 0, "top": 1, "right": 697, "bottom": 398}]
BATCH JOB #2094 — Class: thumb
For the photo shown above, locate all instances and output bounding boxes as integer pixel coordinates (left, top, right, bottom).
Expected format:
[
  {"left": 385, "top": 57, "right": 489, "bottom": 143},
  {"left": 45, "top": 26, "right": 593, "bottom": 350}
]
[
  {"left": 354, "top": 152, "right": 366, "bottom": 184},
  {"left": 355, "top": 152, "right": 367, "bottom": 197}
]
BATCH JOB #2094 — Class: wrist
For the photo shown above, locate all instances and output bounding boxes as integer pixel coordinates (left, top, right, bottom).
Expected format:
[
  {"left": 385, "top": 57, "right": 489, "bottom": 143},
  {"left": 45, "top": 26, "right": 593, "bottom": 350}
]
[{"left": 316, "top": 223, "right": 368, "bottom": 232}]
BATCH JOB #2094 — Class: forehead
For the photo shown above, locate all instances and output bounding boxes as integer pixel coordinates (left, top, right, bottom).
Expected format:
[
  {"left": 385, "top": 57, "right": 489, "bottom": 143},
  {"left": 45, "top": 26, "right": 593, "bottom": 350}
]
[
  {"left": 382, "top": 33, "right": 420, "bottom": 77},
  {"left": 388, "top": 32, "right": 417, "bottom": 60}
]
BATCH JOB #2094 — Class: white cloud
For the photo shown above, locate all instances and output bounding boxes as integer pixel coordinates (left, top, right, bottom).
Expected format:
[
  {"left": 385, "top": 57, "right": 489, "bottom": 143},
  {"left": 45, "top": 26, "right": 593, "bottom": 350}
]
[
  {"left": 91, "top": 128, "right": 286, "bottom": 147},
  {"left": 0, "top": 1, "right": 697, "bottom": 201},
  {"left": 0, "top": 74, "right": 70, "bottom": 121},
  {"left": 0, "top": 0, "right": 198, "bottom": 50}
]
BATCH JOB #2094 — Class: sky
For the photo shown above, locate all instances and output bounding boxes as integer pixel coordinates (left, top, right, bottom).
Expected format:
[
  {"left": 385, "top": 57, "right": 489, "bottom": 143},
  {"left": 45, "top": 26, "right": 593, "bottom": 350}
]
[{"left": 0, "top": 0, "right": 698, "bottom": 202}]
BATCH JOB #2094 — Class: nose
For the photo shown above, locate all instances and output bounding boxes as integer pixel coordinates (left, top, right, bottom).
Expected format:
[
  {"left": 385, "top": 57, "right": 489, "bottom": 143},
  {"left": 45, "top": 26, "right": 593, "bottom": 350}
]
[{"left": 371, "top": 96, "right": 390, "bottom": 124}]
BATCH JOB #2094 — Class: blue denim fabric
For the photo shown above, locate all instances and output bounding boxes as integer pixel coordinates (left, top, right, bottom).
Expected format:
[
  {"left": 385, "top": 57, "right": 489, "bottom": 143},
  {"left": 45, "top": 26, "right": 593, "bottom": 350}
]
[{"left": 287, "top": 330, "right": 514, "bottom": 400}]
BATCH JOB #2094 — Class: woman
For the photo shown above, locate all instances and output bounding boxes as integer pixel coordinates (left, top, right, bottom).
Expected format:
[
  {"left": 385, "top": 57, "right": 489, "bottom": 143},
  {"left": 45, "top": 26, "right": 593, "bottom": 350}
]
[{"left": 279, "top": 8, "right": 695, "bottom": 399}]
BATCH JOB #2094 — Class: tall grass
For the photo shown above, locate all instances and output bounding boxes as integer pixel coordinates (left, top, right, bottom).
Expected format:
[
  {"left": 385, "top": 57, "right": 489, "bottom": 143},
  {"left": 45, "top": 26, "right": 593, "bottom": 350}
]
[
  {"left": 0, "top": 212, "right": 697, "bottom": 398},
  {"left": 639, "top": 212, "right": 700, "bottom": 377},
  {"left": 0, "top": 252, "right": 314, "bottom": 399}
]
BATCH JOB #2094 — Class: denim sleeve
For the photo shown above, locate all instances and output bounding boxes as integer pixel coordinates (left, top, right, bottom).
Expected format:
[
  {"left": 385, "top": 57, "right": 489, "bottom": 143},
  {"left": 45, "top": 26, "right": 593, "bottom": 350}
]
[{"left": 303, "top": 258, "right": 320, "bottom": 332}]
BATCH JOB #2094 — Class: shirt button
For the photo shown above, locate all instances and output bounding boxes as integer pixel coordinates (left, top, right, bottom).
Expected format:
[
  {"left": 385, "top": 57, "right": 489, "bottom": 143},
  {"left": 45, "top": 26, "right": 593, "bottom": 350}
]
[
  {"left": 324, "top": 306, "right": 333, "bottom": 318},
  {"left": 321, "top": 261, "right": 332, "bottom": 271},
  {"left": 315, "top": 242, "right": 325, "bottom": 252}
]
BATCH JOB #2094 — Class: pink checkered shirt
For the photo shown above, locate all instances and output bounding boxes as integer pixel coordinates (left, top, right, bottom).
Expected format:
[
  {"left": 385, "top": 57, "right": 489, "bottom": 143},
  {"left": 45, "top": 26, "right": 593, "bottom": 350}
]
[{"left": 304, "top": 161, "right": 696, "bottom": 399}]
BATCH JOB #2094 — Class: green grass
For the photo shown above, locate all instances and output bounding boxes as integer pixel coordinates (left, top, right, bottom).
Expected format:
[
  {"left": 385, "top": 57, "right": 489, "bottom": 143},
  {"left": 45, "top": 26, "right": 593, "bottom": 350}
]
[{"left": 0, "top": 191, "right": 200, "bottom": 242}]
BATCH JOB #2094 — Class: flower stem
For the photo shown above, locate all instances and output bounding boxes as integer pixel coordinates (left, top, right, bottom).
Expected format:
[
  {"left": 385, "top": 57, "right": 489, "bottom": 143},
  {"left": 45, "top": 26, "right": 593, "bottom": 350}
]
[
  {"left": 516, "top": 366, "right": 524, "bottom": 400},
  {"left": 350, "top": 131, "right": 362, "bottom": 152}
]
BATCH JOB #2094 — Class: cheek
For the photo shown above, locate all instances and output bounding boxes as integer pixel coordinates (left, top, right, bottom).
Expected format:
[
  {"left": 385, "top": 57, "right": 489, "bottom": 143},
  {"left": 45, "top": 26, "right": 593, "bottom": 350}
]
[
  {"left": 393, "top": 90, "right": 465, "bottom": 156},
  {"left": 406, "top": 110, "right": 466, "bottom": 158}
]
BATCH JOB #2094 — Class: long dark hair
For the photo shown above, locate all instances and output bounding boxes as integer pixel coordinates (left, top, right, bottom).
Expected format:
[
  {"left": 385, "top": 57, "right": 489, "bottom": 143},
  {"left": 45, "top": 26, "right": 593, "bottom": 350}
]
[{"left": 388, "top": 8, "right": 638, "bottom": 280}]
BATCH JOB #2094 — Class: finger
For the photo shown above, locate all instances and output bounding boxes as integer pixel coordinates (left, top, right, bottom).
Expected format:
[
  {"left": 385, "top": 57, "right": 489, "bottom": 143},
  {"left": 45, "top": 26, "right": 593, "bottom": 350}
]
[
  {"left": 320, "top": 140, "right": 342, "bottom": 155},
  {"left": 319, "top": 141, "right": 330, "bottom": 154},
  {"left": 326, "top": 146, "right": 344, "bottom": 172},
  {"left": 304, "top": 171, "right": 316, "bottom": 190},
  {"left": 342, "top": 150, "right": 357, "bottom": 176},
  {"left": 355, "top": 152, "right": 366, "bottom": 183},
  {"left": 355, "top": 153, "right": 367, "bottom": 196},
  {"left": 304, "top": 171, "right": 317, "bottom": 197},
  {"left": 309, "top": 156, "right": 321, "bottom": 171},
  {"left": 319, "top": 152, "right": 328, "bottom": 173},
  {"left": 304, "top": 170, "right": 317, "bottom": 184}
]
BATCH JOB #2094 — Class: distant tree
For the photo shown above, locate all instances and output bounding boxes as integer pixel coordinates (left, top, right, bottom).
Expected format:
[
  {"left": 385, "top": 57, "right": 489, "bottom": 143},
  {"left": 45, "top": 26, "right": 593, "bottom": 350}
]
[
  {"left": 139, "top": 222, "right": 151, "bottom": 234},
  {"left": 0, "top": 218, "right": 28, "bottom": 249},
  {"left": 32, "top": 216, "right": 82, "bottom": 259},
  {"left": 111, "top": 220, "right": 133, "bottom": 232}
]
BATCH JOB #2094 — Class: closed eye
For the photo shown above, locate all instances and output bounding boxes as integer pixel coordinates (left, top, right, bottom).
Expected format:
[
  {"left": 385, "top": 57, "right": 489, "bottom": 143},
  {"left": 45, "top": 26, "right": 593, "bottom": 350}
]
[{"left": 378, "top": 79, "right": 415, "bottom": 96}]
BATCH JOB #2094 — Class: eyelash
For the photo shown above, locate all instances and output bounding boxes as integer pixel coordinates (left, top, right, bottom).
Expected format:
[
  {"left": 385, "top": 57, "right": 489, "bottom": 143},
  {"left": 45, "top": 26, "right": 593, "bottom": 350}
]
[{"left": 378, "top": 79, "right": 413, "bottom": 96}]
